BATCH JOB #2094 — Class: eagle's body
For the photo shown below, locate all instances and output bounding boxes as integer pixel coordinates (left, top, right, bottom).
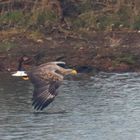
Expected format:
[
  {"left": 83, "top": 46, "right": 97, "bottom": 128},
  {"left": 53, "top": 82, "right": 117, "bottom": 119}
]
[{"left": 12, "top": 61, "right": 77, "bottom": 110}]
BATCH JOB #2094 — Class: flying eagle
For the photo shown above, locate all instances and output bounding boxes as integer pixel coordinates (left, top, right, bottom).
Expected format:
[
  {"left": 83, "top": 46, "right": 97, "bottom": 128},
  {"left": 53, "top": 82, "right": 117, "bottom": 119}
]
[{"left": 12, "top": 61, "right": 77, "bottom": 111}]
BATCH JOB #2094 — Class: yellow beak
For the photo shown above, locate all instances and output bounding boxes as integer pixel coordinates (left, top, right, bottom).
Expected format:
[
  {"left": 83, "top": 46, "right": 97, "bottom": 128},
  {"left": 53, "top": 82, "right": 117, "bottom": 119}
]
[{"left": 71, "top": 70, "right": 77, "bottom": 75}]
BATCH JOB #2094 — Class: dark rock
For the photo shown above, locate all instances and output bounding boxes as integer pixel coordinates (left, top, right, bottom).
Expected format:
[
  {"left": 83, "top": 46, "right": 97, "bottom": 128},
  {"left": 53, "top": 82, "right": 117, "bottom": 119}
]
[{"left": 75, "top": 65, "right": 98, "bottom": 73}]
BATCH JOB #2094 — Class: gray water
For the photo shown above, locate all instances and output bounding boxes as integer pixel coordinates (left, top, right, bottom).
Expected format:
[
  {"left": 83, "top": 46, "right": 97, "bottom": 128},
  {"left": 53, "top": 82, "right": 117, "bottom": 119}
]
[{"left": 0, "top": 72, "right": 140, "bottom": 140}]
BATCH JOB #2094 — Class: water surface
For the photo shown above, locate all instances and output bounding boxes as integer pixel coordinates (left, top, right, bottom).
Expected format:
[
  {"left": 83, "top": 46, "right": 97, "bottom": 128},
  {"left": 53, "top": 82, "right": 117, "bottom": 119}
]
[{"left": 0, "top": 72, "right": 140, "bottom": 140}]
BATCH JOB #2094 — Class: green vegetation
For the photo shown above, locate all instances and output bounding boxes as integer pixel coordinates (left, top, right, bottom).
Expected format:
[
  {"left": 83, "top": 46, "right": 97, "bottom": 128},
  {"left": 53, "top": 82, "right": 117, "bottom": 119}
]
[
  {"left": 116, "top": 54, "right": 137, "bottom": 65},
  {"left": 0, "top": 42, "right": 18, "bottom": 52},
  {"left": 0, "top": 0, "right": 140, "bottom": 32}
]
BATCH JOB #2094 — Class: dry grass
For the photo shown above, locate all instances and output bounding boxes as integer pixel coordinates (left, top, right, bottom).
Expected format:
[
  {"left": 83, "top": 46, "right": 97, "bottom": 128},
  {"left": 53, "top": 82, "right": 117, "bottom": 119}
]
[
  {"left": 0, "top": 1, "right": 140, "bottom": 33},
  {"left": 0, "top": 28, "right": 24, "bottom": 40}
]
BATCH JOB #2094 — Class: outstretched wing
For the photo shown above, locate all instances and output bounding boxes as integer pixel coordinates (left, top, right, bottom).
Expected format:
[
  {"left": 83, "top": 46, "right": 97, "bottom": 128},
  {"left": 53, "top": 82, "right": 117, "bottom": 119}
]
[{"left": 29, "top": 72, "right": 61, "bottom": 110}]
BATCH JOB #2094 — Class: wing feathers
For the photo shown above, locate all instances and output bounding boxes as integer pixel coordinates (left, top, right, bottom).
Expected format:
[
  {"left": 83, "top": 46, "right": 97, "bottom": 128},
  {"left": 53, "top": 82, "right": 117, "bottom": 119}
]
[
  {"left": 33, "top": 92, "right": 55, "bottom": 110},
  {"left": 30, "top": 74, "right": 61, "bottom": 110},
  {"left": 28, "top": 62, "right": 64, "bottom": 111}
]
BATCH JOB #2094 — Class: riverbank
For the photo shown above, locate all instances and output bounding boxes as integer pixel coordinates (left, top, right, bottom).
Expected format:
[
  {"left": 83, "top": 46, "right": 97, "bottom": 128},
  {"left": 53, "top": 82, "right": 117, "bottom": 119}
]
[{"left": 0, "top": 29, "right": 140, "bottom": 73}]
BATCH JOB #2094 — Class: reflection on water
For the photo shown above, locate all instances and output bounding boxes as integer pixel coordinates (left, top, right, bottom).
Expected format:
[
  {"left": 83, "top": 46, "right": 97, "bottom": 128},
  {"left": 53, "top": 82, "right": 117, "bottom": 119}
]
[{"left": 0, "top": 72, "right": 140, "bottom": 140}]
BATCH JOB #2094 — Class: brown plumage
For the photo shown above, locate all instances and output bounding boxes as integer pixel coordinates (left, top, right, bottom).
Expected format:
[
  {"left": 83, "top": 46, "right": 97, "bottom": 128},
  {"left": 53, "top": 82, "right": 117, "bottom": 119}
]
[{"left": 28, "top": 61, "right": 77, "bottom": 110}]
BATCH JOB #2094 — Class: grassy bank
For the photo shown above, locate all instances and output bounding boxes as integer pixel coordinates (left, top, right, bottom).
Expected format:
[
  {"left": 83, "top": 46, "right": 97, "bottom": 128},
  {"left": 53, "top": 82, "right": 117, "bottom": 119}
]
[
  {"left": 0, "top": 1, "right": 140, "bottom": 72},
  {"left": 0, "top": 0, "right": 140, "bottom": 33}
]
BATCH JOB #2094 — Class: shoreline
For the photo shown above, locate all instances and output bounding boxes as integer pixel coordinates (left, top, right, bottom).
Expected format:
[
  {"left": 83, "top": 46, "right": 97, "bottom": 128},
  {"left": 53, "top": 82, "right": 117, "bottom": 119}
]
[{"left": 0, "top": 29, "right": 140, "bottom": 73}]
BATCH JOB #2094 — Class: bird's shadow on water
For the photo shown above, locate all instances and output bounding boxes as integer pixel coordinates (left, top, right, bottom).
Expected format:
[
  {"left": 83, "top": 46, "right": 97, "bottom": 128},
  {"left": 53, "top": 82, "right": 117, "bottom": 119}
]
[{"left": 32, "top": 110, "right": 68, "bottom": 116}]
